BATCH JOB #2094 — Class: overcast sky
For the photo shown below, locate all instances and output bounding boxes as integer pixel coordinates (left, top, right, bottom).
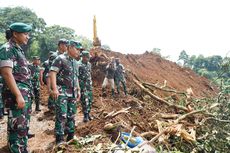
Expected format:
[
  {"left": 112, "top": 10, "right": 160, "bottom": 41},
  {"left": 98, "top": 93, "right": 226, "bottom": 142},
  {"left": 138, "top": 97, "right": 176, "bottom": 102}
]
[{"left": 1, "top": 0, "right": 230, "bottom": 61}]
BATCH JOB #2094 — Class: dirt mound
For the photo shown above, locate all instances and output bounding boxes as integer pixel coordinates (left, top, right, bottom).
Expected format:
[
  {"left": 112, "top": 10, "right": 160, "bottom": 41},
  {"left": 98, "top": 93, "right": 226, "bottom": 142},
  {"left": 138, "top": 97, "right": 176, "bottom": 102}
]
[
  {"left": 94, "top": 49, "right": 218, "bottom": 98},
  {"left": 0, "top": 48, "right": 219, "bottom": 152}
]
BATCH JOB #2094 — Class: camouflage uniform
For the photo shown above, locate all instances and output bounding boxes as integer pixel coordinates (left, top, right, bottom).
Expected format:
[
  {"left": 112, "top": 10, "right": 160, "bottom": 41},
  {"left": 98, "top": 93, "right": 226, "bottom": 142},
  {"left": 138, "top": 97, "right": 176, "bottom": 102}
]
[
  {"left": 0, "top": 75, "right": 4, "bottom": 118},
  {"left": 29, "top": 63, "right": 41, "bottom": 111},
  {"left": 50, "top": 52, "right": 79, "bottom": 142},
  {"left": 78, "top": 54, "right": 93, "bottom": 122},
  {"left": 0, "top": 40, "right": 32, "bottom": 153},
  {"left": 114, "top": 61, "right": 127, "bottom": 95},
  {"left": 48, "top": 51, "right": 60, "bottom": 110},
  {"left": 41, "top": 60, "right": 49, "bottom": 85}
]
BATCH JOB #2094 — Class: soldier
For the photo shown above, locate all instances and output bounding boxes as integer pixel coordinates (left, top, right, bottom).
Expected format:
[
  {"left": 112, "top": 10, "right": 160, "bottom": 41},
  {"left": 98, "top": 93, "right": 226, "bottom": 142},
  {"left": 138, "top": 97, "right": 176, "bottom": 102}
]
[
  {"left": 29, "top": 56, "right": 42, "bottom": 111},
  {"left": 50, "top": 40, "right": 81, "bottom": 145},
  {"left": 0, "top": 22, "right": 32, "bottom": 153},
  {"left": 0, "top": 75, "right": 3, "bottom": 120},
  {"left": 102, "top": 60, "right": 116, "bottom": 97},
  {"left": 114, "top": 58, "right": 127, "bottom": 95},
  {"left": 78, "top": 51, "right": 93, "bottom": 122},
  {"left": 40, "top": 52, "right": 53, "bottom": 86},
  {"left": 48, "top": 39, "right": 68, "bottom": 112}
]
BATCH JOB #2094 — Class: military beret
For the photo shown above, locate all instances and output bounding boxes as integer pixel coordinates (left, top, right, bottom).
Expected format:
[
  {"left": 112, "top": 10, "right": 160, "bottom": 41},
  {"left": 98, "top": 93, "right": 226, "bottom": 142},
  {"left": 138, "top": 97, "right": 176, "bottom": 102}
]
[
  {"left": 81, "top": 50, "right": 90, "bottom": 57},
  {"left": 9, "top": 22, "right": 32, "bottom": 33},
  {"left": 32, "top": 56, "right": 40, "bottom": 60},
  {"left": 58, "top": 38, "right": 68, "bottom": 45},
  {"left": 68, "top": 40, "right": 83, "bottom": 49}
]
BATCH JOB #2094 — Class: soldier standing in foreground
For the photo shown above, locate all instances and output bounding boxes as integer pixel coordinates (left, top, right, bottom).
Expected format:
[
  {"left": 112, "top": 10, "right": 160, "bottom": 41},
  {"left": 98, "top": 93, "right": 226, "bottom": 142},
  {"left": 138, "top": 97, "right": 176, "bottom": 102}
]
[
  {"left": 0, "top": 22, "right": 32, "bottom": 153},
  {"left": 50, "top": 40, "right": 81, "bottom": 145},
  {"left": 48, "top": 39, "right": 68, "bottom": 112},
  {"left": 78, "top": 51, "right": 93, "bottom": 122}
]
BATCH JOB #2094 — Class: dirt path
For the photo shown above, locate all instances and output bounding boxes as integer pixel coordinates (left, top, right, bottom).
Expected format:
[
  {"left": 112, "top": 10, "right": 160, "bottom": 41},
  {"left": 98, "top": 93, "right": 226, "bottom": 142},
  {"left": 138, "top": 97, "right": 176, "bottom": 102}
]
[{"left": 0, "top": 104, "right": 83, "bottom": 153}]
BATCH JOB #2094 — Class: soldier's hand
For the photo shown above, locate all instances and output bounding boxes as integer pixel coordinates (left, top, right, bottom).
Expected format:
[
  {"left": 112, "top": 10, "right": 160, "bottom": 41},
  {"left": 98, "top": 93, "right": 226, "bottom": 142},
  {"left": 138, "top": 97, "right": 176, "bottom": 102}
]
[
  {"left": 76, "top": 91, "right": 81, "bottom": 102},
  {"left": 51, "top": 89, "right": 60, "bottom": 100},
  {"left": 16, "top": 95, "right": 25, "bottom": 109}
]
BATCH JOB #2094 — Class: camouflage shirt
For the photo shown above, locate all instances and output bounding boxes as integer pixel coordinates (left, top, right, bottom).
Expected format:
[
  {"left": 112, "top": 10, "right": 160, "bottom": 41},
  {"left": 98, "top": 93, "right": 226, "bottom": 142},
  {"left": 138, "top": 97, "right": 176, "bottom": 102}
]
[
  {"left": 50, "top": 52, "right": 79, "bottom": 98},
  {"left": 41, "top": 60, "right": 49, "bottom": 78},
  {"left": 78, "top": 60, "right": 92, "bottom": 91},
  {"left": 49, "top": 50, "right": 62, "bottom": 67},
  {"left": 0, "top": 40, "right": 32, "bottom": 97},
  {"left": 29, "top": 64, "right": 41, "bottom": 89},
  {"left": 115, "top": 63, "right": 125, "bottom": 80}
]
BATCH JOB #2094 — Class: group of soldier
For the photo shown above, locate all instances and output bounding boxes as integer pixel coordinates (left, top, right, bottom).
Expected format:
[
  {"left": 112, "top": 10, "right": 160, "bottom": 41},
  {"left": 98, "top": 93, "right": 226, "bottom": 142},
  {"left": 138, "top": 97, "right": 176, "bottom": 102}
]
[
  {"left": 102, "top": 57, "right": 127, "bottom": 97},
  {"left": 0, "top": 22, "right": 127, "bottom": 153}
]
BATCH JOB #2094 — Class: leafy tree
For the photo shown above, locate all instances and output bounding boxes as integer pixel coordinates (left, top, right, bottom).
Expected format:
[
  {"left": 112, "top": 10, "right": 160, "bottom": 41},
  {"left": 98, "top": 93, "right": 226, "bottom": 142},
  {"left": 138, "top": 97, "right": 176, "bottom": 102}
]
[
  {"left": 75, "top": 35, "right": 93, "bottom": 51},
  {"left": 0, "top": 7, "right": 46, "bottom": 58},
  {"left": 38, "top": 25, "right": 75, "bottom": 61},
  {"left": 178, "top": 50, "right": 189, "bottom": 66},
  {"left": 206, "top": 55, "right": 223, "bottom": 71},
  {"left": 151, "top": 48, "right": 161, "bottom": 55},
  {"left": 0, "top": 32, "right": 6, "bottom": 45}
]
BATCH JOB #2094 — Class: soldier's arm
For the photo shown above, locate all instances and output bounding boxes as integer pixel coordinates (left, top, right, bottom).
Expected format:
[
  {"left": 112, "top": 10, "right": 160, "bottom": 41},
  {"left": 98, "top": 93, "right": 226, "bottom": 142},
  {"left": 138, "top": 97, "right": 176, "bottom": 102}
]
[
  {"left": 1, "top": 67, "right": 25, "bottom": 109},
  {"left": 49, "top": 56, "right": 62, "bottom": 100},
  {"left": 50, "top": 71, "right": 59, "bottom": 100}
]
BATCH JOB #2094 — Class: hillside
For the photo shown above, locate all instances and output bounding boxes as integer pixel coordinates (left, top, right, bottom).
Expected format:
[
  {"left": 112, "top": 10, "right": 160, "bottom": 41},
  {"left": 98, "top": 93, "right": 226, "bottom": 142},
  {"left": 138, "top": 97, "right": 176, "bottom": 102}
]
[{"left": 0, "top": 48, "right": 219, "bottom": 153}]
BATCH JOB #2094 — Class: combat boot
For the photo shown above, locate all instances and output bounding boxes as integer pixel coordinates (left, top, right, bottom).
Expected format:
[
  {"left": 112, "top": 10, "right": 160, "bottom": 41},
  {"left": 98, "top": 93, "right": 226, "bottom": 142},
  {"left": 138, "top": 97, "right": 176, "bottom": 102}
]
[
  {"left": 66, "top": 133, "right": 75, "bottom": 141},
  {"left": 117, "top": 88, "right": 120, "bottom": 95},
  {"left": 111, "top": 89, "right": 115, "bottom": 97},
  {"left": 102, "top": 88, "right": 106, "bottom": 97},
  {"left": 56, "top": 135, "right": 64, "bottom": 145},
  {"left": 83, "top": 113, "right": 89, "bottom": 122}
]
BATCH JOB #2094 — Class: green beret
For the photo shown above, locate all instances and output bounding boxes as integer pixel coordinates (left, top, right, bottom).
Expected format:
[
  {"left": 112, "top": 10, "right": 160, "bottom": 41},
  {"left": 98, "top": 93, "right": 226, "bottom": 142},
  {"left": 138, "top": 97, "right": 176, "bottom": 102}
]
[
  {"left": 81, "top": 50, "right": 90, "bottom": 57},
  {"left": 9, "top": 22, "right": 32, "bottom": 33},
  {"left": 68, "top": 40, "right": 83, "bottom": 49}
]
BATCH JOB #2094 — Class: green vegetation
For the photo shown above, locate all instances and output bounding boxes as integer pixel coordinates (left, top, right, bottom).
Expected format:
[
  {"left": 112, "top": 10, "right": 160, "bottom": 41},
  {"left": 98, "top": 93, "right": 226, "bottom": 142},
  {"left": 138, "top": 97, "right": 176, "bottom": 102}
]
[
  {"left": 178, "top": 50, "right": 230, "bottom": 89},
  {"left": 0, "top": 7, "right": 108, "bottom": 61}
]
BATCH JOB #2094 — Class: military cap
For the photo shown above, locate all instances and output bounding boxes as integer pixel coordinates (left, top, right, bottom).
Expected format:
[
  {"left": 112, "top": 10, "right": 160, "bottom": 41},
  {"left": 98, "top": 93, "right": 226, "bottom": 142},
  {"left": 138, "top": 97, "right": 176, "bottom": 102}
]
[
  {"left": 32, "top": 56, "right": 40, "bottom": 60},
  {"left": 81, "top": 50, "right": 90, "bottom": 57},
  {"left": 9, "top": 22, "right": 32, "bottom": 33},
  {"left": 58, "top": 38, "right": 68, "bottom": 45},
  {"left": 68, "top": 40, "right": 83, "bottom": 49}
]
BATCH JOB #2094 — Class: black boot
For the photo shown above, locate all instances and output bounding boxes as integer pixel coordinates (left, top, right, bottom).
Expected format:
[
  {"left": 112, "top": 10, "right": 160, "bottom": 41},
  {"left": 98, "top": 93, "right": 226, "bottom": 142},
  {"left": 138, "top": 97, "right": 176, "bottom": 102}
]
[
  {"left": 35, "top": 107, "right": 41, "bottom": 112},
  {"left": 102, "top": 88, "right": 106, "bottom": 97},
  {"left": 28, "top": 132, "right": 35, "bottom": 139},
  {"left": 66, "top": 133, "right": 75, "bottom": 142},
  {"left": 83, "top": 113, "right": 89, "bottom": 122},
  {"left": 111, "top": 89, "right": 115, "bottom": 97},
  {"left": 56, "top": 135, "right": 64, "bottom": 145}
]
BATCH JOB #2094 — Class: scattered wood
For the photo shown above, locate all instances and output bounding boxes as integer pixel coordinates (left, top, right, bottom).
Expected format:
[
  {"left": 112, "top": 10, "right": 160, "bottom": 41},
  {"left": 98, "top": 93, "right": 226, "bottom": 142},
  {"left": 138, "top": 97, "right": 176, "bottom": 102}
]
[
  {"left": 133, "top": 78, "right": 189, "bottom": 112},
  {"left": 105, "top": 107, "right": 131, "bottom": 119},
  {"left": 158, "top": 113, "right": 180, "bottom": 119},
  {"left": 143, "top": 82, "right": 187, "bottom": 96}
]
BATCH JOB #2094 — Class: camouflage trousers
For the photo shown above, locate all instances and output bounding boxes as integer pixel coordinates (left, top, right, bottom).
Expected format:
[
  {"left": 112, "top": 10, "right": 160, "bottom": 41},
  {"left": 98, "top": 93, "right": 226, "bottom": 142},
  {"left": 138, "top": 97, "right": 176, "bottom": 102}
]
[
  {"left": 0, "top": 96, "right": 3, "bottom": 118},
  {"left": 4, "top": 94, "right": 31, "bottom": 153},
  {"left": 48, "top": 95, "right": 55, "bottom": 111},
  {"left": 0, "top": 88, "right": 3, "bottom": 117},
  {"left": 33, "top": 88, "right": 40, "bottom": 110},
  {"left": 114, "top": 77, "right": 127, "bottom": 94},
  {"left": 55, "top": 96, "right": 77, "bottom": 136},
  {"left": 80, "top": 90, "right": 93, "bottom": 114}
]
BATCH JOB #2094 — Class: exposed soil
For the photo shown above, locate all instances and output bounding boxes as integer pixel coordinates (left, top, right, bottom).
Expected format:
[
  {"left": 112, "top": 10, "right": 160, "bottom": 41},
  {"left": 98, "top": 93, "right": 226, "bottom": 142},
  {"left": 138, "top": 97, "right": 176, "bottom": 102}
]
[{"left": 0, "top": 49, "right": 218, "bottom": 152}]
